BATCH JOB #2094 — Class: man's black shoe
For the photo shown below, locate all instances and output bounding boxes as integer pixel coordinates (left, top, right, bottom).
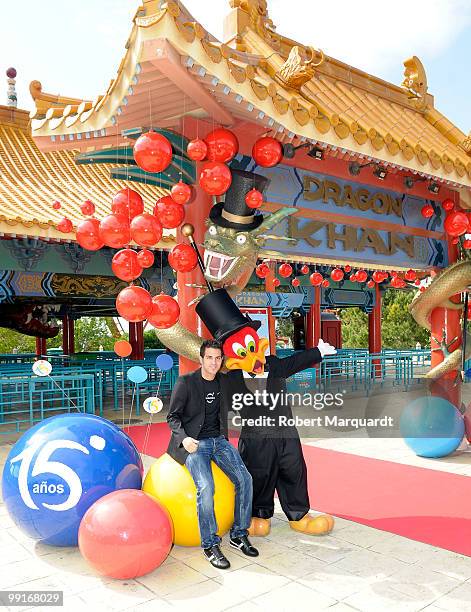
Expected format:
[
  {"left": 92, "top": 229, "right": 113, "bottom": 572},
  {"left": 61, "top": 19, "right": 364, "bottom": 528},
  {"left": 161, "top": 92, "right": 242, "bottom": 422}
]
[
  {"left": 203, "top": 545, "right": 231, "bottom": 569},
  {"left": 229, "top": 535, "right": 259, "bottom": 557}
]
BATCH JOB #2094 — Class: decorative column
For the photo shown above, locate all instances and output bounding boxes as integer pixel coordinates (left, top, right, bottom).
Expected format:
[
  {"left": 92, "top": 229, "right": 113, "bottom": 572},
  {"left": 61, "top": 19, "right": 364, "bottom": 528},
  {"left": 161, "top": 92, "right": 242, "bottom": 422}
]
[
  {"left": 35, "top": 337, "right": 46, "bottom": 358},
  {"left": 62, "top": 316, "right": 70, "bottom": 355},
  {"left": 368, "top": 284, "right": 382, "bottom": 376},
  {"left": 264, "top": 261, "right": 277, "bottom": 355},
  {"left": 67, "top": 318, "right": 75, "bottom": 355},
  {"left": 306, "top": 287, "right": 321, "bottom": 349},
  {"left": 129, "top": 322, "right": 144, "bottom": 361}
]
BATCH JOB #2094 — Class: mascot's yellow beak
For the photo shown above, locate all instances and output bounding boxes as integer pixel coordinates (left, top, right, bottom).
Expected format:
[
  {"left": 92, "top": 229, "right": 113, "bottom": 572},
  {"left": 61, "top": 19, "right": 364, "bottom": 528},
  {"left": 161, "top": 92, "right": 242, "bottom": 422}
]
[{"left": 225, "top": 337, "right": 270, "bottom": 374}]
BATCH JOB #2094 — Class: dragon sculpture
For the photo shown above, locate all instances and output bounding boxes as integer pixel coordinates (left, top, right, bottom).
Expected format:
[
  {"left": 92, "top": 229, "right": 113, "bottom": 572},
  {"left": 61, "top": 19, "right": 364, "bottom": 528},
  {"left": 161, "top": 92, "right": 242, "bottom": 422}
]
[{"left": 0, "top": 304, "right": 60, "bottom": 338}]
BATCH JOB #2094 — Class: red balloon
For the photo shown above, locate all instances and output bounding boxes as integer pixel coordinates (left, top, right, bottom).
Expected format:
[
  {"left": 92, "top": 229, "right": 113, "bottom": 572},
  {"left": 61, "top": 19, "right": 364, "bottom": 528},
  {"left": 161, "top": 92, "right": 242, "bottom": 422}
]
[
  {"left": 205, "top": 128, "right": 239, "bottom": 163},
  {"left": 245, "top": 189, "right": 263, "bottom": 209},
  {"left": 331, "top": 268, "right": 344, "bottom": 282},
  {"left": 81, "top": 200, "right": 95, "bottom": 216},
  {"left": 78, "top": 489, "right": 172, "bottom": 580},
  {"left": 322, "top": 279, "right": 330, "bottom": 287},
  {"left": 112, "top": 249, "right": 143, "bottom": 282},
  {"left": 57, "top": 217, "right": 73, "bottom": 233},
  {"left": 114, "top": 340, "right": 132, "bottom": 358},
  {"left": 444, "top": 211, "right": 469, "bottom": 237},
  {"left": 272, "top": 278, "right": 281, "bottom": 288},
  {"left": 442, "top": 198, "right": 455, "bottom": 212},
  {"left": 147, "top": 294, "right": 180, "bottom": 329},
  {"left": 171, "top": 181, "right": 192, "bottom": 205},
  {"left": 252, "top": 137, "right": 283, "bottom": 167},
  {"left": 278, "top": 263, "right": 293, "bottom": 278},
  {"left": 130, "top": 213, "right": 163, "bottom": 247},
  {"left": 367, "top": 280, "right": 375, "bottom": 288},
  {"left": 199, "top": 162, "right": 232, "bottom": 195},
  {"left": 421, "top": 204, "right": 434, "bottom": 219},
  {"left": 76, "top": 218, "right": 104, "bottom": 251},
  {"left": 300, "top": 265, "right": 310, "bottom": 275},
  {"left": 116, "top": 286, "right": 153, "bottom": 322},
  {"left": 405, "top": 269, "right": 417, "bottom": 281},
  {"left": 133, "top": 131, "right": 172, "bottom": 173},
  {"left": 187, "top": 138, "right": 207, "bottom": 161},
  {"left": 256, "top": 263, "right": 270, "bottom": 278},
  {"left": 99, "top": 214, "right": 131, "bottom": 248},
  {"left": 154, "top": 196, "right": 185, "bottom": 229},
  {"left": 291, "top": 278, "right": 300, "bottom": 287},
  {"left": 344, "top": 265, "right": 352, "bottom": 273},
  {"left": 168, "top": 243, "right": 198, "bottom": 272},
  {"left": 356, "top": 270, "right": 368, "bottom": 283},
  {"left": 309, "top": 272, "right": 323, "bottom": 286},
  {"left": 52, "top": 200, "right": 61, "bottom": 210},
  {"left": 137, "top": 249, "right": 155, "bottom": 268},
  {"left": 111, "top": 188, "right": 144, "bottom": 219},
  {"left": 464, "top": 239, "right": 471, "bottom": 250}
]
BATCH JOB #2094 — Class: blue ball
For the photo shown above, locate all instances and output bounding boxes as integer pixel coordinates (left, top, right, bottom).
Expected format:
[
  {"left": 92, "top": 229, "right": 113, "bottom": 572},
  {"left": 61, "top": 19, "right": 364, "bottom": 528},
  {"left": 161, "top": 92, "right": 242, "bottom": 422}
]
[
  {"left": 156, "top": 353, "right": 173, "bottom": 372},
  {"left": 400, "top": 396, "right": 464, "bottom": 458},
  {"left": 127, "top": 366, "right": 148, "bottom": 384},
  {"left": 2, "top": 414, "right": 142, "bottom": 546}
]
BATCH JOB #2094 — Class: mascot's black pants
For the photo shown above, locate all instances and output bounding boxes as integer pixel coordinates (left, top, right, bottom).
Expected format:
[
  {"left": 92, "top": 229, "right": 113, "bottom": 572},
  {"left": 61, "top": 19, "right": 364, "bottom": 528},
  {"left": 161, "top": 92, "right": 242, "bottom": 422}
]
[{"left": 238, "top": 435, "right": 310, "bottom": 521}]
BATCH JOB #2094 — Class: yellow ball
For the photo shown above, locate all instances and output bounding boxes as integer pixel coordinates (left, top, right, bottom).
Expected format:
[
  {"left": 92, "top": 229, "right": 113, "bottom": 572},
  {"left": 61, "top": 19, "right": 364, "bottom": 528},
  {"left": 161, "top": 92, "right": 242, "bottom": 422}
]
[{"left": 143, "top": 453, "right": 235, "bottom": 547}]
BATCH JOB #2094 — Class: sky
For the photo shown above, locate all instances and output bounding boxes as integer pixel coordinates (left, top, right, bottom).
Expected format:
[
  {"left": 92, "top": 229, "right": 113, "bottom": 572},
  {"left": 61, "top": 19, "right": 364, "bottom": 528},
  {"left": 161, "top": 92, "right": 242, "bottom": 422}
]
[{"left": 0, "top": 0, "right": 470, "bottom": 133}]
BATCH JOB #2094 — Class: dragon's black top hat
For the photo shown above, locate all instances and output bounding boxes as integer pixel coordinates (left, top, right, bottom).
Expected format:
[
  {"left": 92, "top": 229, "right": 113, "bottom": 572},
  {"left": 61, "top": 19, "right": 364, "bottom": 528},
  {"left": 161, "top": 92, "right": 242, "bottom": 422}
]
[
  {"left": 209, "top": 168, "right": 270, "bottom": 232},
  {"left": 195, "top": 288, "right": 261, "bottom": 343}
]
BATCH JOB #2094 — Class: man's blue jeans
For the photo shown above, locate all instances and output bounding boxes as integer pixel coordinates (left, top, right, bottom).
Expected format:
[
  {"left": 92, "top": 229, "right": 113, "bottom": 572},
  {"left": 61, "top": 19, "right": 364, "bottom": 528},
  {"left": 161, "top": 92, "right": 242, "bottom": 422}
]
[{"left": 185, "top": 435, "right": 253, "bottom": 549}]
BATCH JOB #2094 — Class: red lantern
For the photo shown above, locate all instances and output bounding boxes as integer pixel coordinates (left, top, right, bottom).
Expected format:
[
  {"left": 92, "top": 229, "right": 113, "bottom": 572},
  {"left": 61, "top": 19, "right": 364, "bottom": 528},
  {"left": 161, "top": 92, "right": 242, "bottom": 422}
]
[
  {"left": 452, "top": 237, "right": 459, "bottom": 245},
  {"left": 356, "top": 270, "right": 368, "bottom": 283},
  {"left": 300, "top": 265, "right": 310, "bottom": 275},
  {"left": 57, "top": 217, "right": 73, "bottom": 233},
  {"left": 112, "top": 249, "right": 142, "bottom": 282},
  {"left": 464, "top": 239, "right": 471, "bottom": 250},
  {"left": 205, "top": 128, "right": 239, "bottom": 163},
  {"left": 111, "top": 188, "right": 144, "bottom": 219},
  {"left": 414, "top": 279, "right": 421, "bottom": 286},
  {"left": 116, "top": 286, "right": 153, "bottom": 322},
  {"left": 130, "top": 213, "right": 163, "bottom": 247},
  {"left": 147, "top": 294, "right": 180, "bottom": 329},
  {"left": 76, "top": 218, "right": 104, "bottom": 251},
  {"left": 291, "top": 278, "right": 300, "bottom": 287},
  {"left": 405, "top": 269, "right": 417, "bottom": 281},
  {"left": 419, "top": 286, "right": 426, "bottom": 292},
  {"left": 331, "top": 268, "right": 344, "bottom": 282},
  {"left": 322, "top": 279, "right": 330, "bottom": 287},
  {"left": 278, "top": 263, "right": 293, "bottom": 278},
  {"left": 442, "top": 198, "right": 454, "bottom": 212},
  {"left": 309, "top": 272, "right": 323, "bottom": 286},
  {"left": 391, "top": 271, "right": 398, "bottom": 277},
  {"left": 245, "top": 189, "right": 263, "bottom": 209},
  {"left": 168, "top": 243, "right": 198, "bottom": 272},
  {"left": 80, "top": 200, "right": 95, "bottom": 216},
  {"left": 171, "top": 181, "right": 192, "bottom": 205},
  {"left": 137, "top": 249, "right": 155, "bottom": 268},
  {"left": 350, "top": 274, "right": 357, "bottom": 283},
  {"left": 133, "top": 131, "right": 172, "bottom": 173},
  {"left": 154, "top": 196, "right": 185, "bottom": 229},
  {"left": 256, "top": 263, "right": 270, "bottom": 278},
  {"left": 187, "top": 138, "right": 207, "bottom": 161},
  {"left": 272, "top": 278, "right": 281, "bottom": 288},
  {"left": 372, "top": 270, "right": 383, "bottom": 283},
  {"left": 99, "top": 214, "right": 131, "bottom": 249},
  {"left": 421, "top": 204, "right": 434, "bottom": 219},
  {"left": 252, "top": 137, "right": 283, "bottom": 168},
  {"left": 367, "top": 280, "right": 375, "bottom": 288},
  {"left": 444, "top": 211, "right": 469, "bottom": 237},
  {"left": 199, "top": 162, "right": 232, "bottom": 196},
  {"left": 52, "top": 200, "right": 61, "bottom": 210},
  {"left": 344, "top": 265, "right": 352, "bottom": 273}
]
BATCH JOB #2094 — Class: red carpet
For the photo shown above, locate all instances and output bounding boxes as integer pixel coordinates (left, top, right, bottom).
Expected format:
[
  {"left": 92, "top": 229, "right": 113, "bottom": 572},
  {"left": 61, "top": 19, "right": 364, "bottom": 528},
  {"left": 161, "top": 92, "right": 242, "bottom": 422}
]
[{"left": 126, "top": 423, "right": 471, "bottom": 556}]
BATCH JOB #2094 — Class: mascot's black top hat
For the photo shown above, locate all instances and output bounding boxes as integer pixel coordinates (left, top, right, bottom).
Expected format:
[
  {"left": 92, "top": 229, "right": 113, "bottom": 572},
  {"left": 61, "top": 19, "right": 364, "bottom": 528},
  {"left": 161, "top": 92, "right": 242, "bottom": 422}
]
[
  {"left": 209, "top": 168, "right": 270, "bottom": 232},
  {"left": 196, "top": 288, "right": 261, "bottom": 343}
]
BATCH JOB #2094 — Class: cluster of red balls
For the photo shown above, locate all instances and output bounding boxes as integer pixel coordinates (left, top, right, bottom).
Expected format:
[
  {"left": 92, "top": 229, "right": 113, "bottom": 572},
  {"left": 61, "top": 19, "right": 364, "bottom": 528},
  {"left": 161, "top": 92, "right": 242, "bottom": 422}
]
[{"left": 421, "top": 198, "right": 471, "bottom": 247}]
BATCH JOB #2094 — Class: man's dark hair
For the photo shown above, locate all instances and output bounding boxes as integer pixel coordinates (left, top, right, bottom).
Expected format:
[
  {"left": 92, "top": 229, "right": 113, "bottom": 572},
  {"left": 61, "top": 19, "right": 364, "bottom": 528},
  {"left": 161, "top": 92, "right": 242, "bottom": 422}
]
[{"left": 200, "top": 339, "right": 223, "bottom": 358}]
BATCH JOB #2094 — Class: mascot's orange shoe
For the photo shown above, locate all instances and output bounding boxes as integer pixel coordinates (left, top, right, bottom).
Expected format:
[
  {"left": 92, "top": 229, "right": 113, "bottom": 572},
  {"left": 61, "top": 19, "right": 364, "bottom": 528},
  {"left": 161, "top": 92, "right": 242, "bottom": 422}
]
[
  {"left": 248, "top": 517, "right": 271, "bottom": 537},
  {"left": 289, "top": 513, "right": 335, "bottom": 535}
]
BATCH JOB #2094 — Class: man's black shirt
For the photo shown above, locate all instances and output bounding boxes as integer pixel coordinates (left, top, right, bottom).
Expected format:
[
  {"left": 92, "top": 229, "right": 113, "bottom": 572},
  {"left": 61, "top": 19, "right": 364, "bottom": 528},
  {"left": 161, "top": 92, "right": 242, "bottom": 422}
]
[{"left": 198, "top": 377, "right": 221, "bottom": 439}]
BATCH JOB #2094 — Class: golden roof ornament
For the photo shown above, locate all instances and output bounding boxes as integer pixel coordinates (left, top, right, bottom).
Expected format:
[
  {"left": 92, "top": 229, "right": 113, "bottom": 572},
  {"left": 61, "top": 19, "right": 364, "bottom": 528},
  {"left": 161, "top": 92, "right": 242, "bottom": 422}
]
[
  {"left": 460, "top": 133, "right": 471, "bottom": 156},
  {"left": 229, "top": 0, "right": 279, "bottom": 45},
  {"left": 401, "top": 56, "right": 428, "bottom": 109},
  {"left": 275, "top": 45, "right": 324, "bottom": 89}
]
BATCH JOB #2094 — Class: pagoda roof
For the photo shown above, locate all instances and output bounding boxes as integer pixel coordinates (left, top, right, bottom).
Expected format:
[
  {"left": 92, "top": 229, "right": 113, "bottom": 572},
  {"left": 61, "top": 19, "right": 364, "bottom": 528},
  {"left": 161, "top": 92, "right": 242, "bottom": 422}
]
[
  {"left": 0, "top": 105, "right": 174, "bottom": 244},
  {"left": 29, "top": 0, "right": 471, "bottom": 191}
]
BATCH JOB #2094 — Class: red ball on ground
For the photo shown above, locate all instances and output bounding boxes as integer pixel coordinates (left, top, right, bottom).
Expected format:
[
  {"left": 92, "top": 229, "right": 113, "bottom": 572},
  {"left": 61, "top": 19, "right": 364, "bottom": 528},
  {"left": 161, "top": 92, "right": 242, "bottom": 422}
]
[
  {"left": 78, "top": 489, "right": 172, "bottom": 580},
  {"left": 245, "top": 189, "right": 263, "bottom": 209},
  {"left": 147, "top": 294, "right": 180, "bottom": 329},
  {"left": 153, "top": 196, "right": 185, "bottom": 229},
  {"left": 99, "top": 214, "right": 131, "bottom": 249},
  {"left": 205, "top": 128, "right": 239, "bottom": 163},
  {"left": 116, "top": 286, "right": 153, "bottom": 322},
  {"left": 168, "top": 243, "right": 198, "bottom": 272},
  {"left": 57, "top": 218, "right": 73, "bottom": 233},
  {"left": 137, "top": 249, "right": 155, "bottom": 268},
  {"left": 171, "top": 181, "right": 192, "bottom": 205},
  {"left": 187, "top": 138, "right": 207, "bottom": 161},
  {"left": 278, "top": 263, "right": 293, "bottom": 278},
  {"left": 309, "top": 272, "right": 323, "bottom": 286},
  {"left": 255, "top": 263, "right": 270, "bottom": 278},
  {"left": 133, "top": 131, "right": 172, "bottom": 173},
  {"left": 199, "top": 162, "right": 232, "bottom": 195},
  {"left": 81, "top": 200, "right": 96, "bottom": 216},
  {"left": 76, "top": 218, "right": 104, "bottom": 251},
  {"left": 112, "top": 249, "right": 142, "bottom": 282},
  {"left": 130, "top": 213, "right": 163, "bottom": 247},
  {"left": 252, "top": 137, "right": 283, "bottom": 167},
  {"left": 111, "top": 188, "right": 144, "bottom": 219}
]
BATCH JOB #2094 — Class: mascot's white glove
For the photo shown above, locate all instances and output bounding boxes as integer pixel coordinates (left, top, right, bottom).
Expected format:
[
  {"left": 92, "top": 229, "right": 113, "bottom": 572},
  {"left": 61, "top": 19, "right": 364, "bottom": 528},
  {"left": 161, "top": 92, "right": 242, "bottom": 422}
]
[{"left": 317, "top": 338, "right": 337, "bottom": 357}]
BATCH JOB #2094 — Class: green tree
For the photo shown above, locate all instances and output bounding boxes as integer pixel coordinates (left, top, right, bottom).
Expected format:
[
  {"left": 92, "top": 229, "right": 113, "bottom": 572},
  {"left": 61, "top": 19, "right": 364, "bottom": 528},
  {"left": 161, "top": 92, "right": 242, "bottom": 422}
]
[{"left": 339, "top": 308, "right": 369, "bottom": 348}]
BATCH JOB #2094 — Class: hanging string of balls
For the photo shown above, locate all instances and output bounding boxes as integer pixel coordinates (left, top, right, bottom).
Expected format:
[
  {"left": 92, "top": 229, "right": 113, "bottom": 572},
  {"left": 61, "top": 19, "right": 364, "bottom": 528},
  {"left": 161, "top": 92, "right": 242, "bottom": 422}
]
[{"left": 421, "top": 197, "right": 471, "bottom": 250}]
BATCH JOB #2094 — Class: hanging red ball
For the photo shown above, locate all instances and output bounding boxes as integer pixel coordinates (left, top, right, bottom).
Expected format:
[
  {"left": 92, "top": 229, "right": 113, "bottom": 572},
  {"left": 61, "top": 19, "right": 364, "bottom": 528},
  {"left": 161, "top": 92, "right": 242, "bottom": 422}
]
[
  {"left": 405, "top": 269, "right": 417, "bottom": 281},
  {"left": 367, "top": 280, "right": 375, "bottom": 288},
  {"left": 256, "top": 263, "right": 270, "bottom": 279},
  {"left": 300, "top": 265, "right": 310, "bottom": 275},
  {"left": 52, "top": 200, "right": 61, "bottom": 210},
  {"left": 463, "top": 239, "right": 471, "bottom": 250},
  {"left": 99, "top": 214, "right": 131, "bottom": 249},
  {"left": 57, "top": 217, "right": 73, "bottom": 233},
  {"left": 147, "top": 294, "right": 180, "bottom": 329},
  {"left": 168, "top": 243, "right": 198, "bottom": 272},
  {"left": 442, "top": 198, "right": 455, "bottom": 212},
  {"left": 245, "top": 189, "right": 264, "bottom": 209},
  {"left": 81, "top": 200, "right": 96, "bottom": 216},
  {"left": 252, "top": 137, "right": 283, "bottom": 168},
  {"left": 278, "top": 263, "right": 293, "bottom": 278},
  {"left": 130, "top": 213, "right": 163, "bottom": 247},
  {"left": 112, "top": 249, "right": 143, "bottom": 282},
  {"left": 344, "top": 265, "right": 352, "bottom": 273},
  {"left": 390, "top": 271, "right": 398, "bottom": 277},
  {"left": 170, "top": 181, "right": 192, "bottom": 205},
  {"left": 133, "top": 131, "right": 172, "bottom": 173},
  {"left": 187, "top": 138, "right": 207, "bottom": 161},
  {"left": 154, "top": 196, "right": 185, "bottom": 229},
  {"left": 330, "top": 268, "right": 344, "bottom": 282},
  {"left": 444, "top": 211, "right": 469, "bottom": 237},
  {"left": 111, "top": 188, "right": 144, "bottom": 219},
  {"left": 76, "top": 218, "right": 104, "bottom": 251},
  {"left": 372, "top": 270, "right": 383, "bottom": 283},
  {"left": 414, "top": 279, "right": 421, "bottom": 286},
  {"left": 421, "top": 204, "right": 434, "bottom": 219},
  {"left": 419, "top": 286, "right": 426, "bottom": 292},
  {"left": 350, "top": 274, "right": 357, "bottom": 283},
  {"left": 272, "top": 278, "right": 281, "bottom": 288},
  {"left": 116, "top": 286, "right": 153, "bottom": 322},
  {"left": 451, "top": 237, "right": 459, "bottom": 245},
  {"left": 356, "top": 270, "right": 368, "bottom": 283},
  {"left": 322, "top": 279, "right": 330, "bottom": 287},
  {"left": 309, "top": 272, "right": 323, "bottom": 286},
  {"left": 137, "top": 249, "right": 155, "bottom": 268},
  {"left": 205, "top": 128, "right": 239, "bottom": 163},
  {"left": 198, "top": 162, "right": 232, "bottom": 196},
  {"left": 291, "top": 278, "right": 300, "bottom": 287}
]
